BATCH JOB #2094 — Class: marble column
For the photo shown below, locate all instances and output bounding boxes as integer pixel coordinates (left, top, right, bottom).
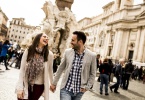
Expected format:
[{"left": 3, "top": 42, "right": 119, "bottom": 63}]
[
  {"left": 104, "top": 32, "right": 110, "bottom": 57},
  {"left": 111, "top": 30, "right": 118, "bottom": 59},
  {"left": 133, "top": 28, "right": 141, "bottom": 61},
  {"left": 137, "top": 28, "right": 145, "bottom": 62},
  {"left": 113, "top": 29, "right": 123, "bottom": 60},
  {"left": 123, "top": 29, "right": 130, "bottom": 59}
]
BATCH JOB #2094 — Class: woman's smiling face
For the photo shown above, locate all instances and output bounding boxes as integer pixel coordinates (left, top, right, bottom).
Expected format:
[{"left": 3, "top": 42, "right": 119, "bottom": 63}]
[{"left": 39, "top": 33, "right": 48, "bottom": 46}]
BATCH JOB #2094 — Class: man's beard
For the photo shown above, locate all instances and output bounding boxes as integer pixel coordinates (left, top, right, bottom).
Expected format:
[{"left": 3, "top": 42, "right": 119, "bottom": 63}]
[{"left": 72, "top": 45, "right": 79, "bottom": 50}]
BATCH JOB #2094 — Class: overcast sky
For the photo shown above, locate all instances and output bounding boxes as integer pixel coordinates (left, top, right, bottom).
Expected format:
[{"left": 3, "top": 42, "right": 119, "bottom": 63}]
[{"left": 0, "top": 0, "right": 143, "bottom": 26}]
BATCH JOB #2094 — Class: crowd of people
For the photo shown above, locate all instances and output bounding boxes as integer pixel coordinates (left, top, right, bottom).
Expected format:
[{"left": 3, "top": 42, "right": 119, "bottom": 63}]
[
  {"left": 97, "top": 56, "right": 145, "bottom": 95},
  {"left": 0, "top": 40, "right": 24, "bottom": 70}
]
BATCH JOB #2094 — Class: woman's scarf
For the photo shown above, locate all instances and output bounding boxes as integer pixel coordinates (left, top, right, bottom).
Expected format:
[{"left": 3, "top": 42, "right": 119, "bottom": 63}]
[{"left": 26, "top": 47, "right": 44, "bottom": 84}]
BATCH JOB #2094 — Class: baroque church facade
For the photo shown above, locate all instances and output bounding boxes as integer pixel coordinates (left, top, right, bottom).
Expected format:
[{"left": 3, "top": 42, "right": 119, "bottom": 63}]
[{"left": 78, "top": 0, "right": 145, "bottom": 63}]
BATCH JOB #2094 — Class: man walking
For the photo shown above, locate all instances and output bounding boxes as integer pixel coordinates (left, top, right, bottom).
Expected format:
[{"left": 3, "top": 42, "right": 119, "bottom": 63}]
[
  {"left": 123, "top": 59, "right": 134, "bottom": 90},
  {"left": 50, "top": 31, "right": 96, "bottom": 100},
  {"left": 110, "top": 59, "right": 124, "bottom": 93}
]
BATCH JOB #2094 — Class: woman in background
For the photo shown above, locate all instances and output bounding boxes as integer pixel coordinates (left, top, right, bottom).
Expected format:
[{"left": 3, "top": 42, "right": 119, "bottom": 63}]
[{"left": 99, "top": 58, "right": 111, "bottom": 95}]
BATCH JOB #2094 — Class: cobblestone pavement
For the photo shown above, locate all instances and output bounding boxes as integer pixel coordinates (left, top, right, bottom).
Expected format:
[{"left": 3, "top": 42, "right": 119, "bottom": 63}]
[{"left": 0, "top": 65, "right": 145, "bottom": 100}]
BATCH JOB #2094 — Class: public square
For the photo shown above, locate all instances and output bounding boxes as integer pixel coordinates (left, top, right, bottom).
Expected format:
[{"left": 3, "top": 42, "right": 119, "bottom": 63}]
[{"left": 0, "top": 65, "right": 145, "bottom": 100}]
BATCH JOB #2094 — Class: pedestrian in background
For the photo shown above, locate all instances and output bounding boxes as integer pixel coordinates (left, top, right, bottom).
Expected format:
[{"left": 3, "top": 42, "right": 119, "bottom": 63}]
[
  {"left": 53, "top": 53, "right": 61, "bottom": 73},
  {"left": 15, "top": 49, "right": 24, "bottom": 69},
  {"left": 9, "top": 49, "right": 18, "bottom": 67},
  {"left": 7, "top": 47, "right": 15, "bottom": 62},
  {"left": 99, "top": 58, "right": 111, "bottom": 95},
  {"left": 108, "top": 59, "right": 114, "bottom": 82},
  {"left": 50, "top": 31, "right": 96, "bottom": 100},
  {"left": 123, "top": 59, "right": 134, "bottom": 90},
  {"left": 138, "top": 66, "right": 143, "bottom": 81},
  {"left": 0, "top": 40, "right": 11, "bottom": 70},
  {"left": 143, "top": 68, "right": 145, "bottom": 84},
  {"left": 110, "top": 58, "right": 124, "bottom": 94},
  {"left": 15, "top": 33, "right": 54, "bottom": 100},
  {"left": 97, "top": 54, "right": 102, "bottom": 82}
]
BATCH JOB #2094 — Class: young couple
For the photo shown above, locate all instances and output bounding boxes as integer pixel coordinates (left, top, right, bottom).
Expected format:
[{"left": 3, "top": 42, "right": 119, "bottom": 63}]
[{"left": 16, "top": 31, "right": 96, "bottom": 100}]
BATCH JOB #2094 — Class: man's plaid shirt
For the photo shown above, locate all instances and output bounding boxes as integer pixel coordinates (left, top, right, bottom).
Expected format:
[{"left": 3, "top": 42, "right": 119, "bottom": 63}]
[{"left": 65, "top": 50, "right": 85, "bottom": 94}]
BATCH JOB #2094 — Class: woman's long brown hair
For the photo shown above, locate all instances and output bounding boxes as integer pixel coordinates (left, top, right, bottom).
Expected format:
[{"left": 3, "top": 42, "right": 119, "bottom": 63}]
[{"left": 27, "top": 33, "right": 49, "bottom": 62}]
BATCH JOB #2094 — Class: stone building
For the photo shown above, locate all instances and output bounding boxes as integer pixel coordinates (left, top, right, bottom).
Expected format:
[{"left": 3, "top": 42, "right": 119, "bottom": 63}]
[
  {"left": 0, "top": 7, "right": 8, "bottom": 41},
  {"left": 7, "top": 18, "right": 41, "bottom": 44},
  {"left": 78, "top": 0, "right": 145, "bottom": 63}
]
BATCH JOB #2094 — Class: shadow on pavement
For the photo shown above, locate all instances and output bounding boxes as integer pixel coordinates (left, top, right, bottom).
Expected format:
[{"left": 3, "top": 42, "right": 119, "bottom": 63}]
[
  {"left": 0, "top": 70, "right": 5, "bottom": 73},
  {"left": 128, "top": 89, "right": 145, "bottom": 98},
  {"left": 90, "top": 91, "right": 131, "bottom": 100}
]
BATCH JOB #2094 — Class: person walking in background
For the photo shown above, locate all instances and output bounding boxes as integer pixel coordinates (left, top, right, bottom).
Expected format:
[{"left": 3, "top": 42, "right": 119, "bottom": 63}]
[
  {"left": 53, "top": 53, "right": 61, "bottom": 73},
  {"left": 123, "top": 59, "right": 134, "bottom": 90},
  {"left": 133, "top": 66, "right": 139, "bottom": 80},
  {"left": 7, "top": 47, "right": 15, "bottom": 62},
  {"left": 99, "top": 58, "right": 111, "bottom": 95},
  {"left": 97, "top": 54, "right": 102, "bottom": 82},
  {"left": 15, "top": 33, "right": 54, "bottom": 100},
  {"left": 120, "top": 63, "right": 125, "bottom": 88},
  {"left": 15, "top": 49, "right": 24, "bottom": 69},
  {"left": 0, "top": 40, "right": 11, "bottom": 70},
  {"left": 138, "top": 66, "right": 143, "bottom": 81},
  {"left": 110, "top": 59, "right": 124, "bottom": 94},
  {"left": 143, "top": 68, "right": 145, "bottom": 84},
  {"left": 50, "top": 31, "right": 96, "bottom": 100},
  {"left": 108, "top": 59, "right": 114, "bottom": 82},
  {"left": 9, "top": 49, "right": 18, "bottom": 67}
]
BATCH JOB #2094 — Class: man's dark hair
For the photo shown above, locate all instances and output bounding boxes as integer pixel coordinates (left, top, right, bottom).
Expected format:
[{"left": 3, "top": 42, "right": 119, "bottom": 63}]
[
  {"left": 3, "top": 40, "right": 10, "bottom": 45},
  {"left": 128, "top": 59, "right": 132, "bottom": 63},
  {"left": 73, "top": 31, "right": 86, "bottom": 44},
  {"left": 97, "top": 54, "right": 100, "bottom": 56}
]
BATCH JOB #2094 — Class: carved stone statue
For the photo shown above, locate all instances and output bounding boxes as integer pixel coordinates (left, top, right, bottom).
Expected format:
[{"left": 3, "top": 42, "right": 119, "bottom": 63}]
[
  {"left": 55, "top": 0, "right": 74, "bottom": 11},
  {"left": 21, "top": 1, "right": 78, "bottom": 56}
]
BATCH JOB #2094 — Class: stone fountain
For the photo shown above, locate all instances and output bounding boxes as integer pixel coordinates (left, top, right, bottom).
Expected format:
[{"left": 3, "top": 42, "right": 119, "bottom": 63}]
[
  {"left": 41, "top": 0, "right": 78, "bottom": 55},
  {"left": 21, "top": 0, "right": 78, "bottom": 56}
]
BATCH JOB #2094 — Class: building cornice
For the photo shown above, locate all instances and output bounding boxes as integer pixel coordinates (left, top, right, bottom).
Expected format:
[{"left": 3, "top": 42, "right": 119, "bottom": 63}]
[
  {"left": 82, "top": 20, "right": 101, "bottom": 30},
  {"left": 78, "top": 17, "right": 91, "bottom": 23},
  {"left": 102, "top": 1, "right": 114, "bottom": 9},
  {"left": 106, "top": 19, "right": 137, "bottom": 26},
  {"left": 10, "top": 23, "right": 35, "bottom": 29}
]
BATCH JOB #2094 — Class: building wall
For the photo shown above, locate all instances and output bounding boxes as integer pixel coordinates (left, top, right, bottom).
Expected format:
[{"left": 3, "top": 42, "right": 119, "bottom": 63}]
[
  {"left": 78, "top": 0, "right": 145, "bottom": 63},
  {"left": 0, "top": 8, "right": 8, "bottom": 41},
  {"left": 7, "top": 18, "right": 41, "bottom": 44}
]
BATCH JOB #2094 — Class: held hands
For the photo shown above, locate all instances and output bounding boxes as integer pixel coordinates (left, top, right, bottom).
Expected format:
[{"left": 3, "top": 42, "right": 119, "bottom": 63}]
[
  {"left": 80, "top": 88, "right": 87, "bottom": 93},
  {"left": 50, "top": 84, "right": 56, "bottom": 93},
  {"left": 17, "top": 90, "right": 24, "bottom": 99}
]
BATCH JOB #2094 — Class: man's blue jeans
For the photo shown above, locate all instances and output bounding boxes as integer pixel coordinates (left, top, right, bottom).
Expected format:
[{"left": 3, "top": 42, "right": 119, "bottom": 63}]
[{"left": 60, "top": 88, "right": 84, "bottom": 100}]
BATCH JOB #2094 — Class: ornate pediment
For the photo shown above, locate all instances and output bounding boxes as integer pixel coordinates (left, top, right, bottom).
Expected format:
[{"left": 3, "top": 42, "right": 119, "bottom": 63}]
[{"left": 136, "top": 10, "right": 145, "bottom": 19}]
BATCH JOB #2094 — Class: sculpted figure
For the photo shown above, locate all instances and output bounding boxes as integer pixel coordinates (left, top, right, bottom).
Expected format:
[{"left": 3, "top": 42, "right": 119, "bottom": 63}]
[
  {"left": 41, "top": 1, "right": 54, "bottom": 19},
  {"left": 21, "top": 1, "right": 78, "bottom": 56},
  {"left": 55, "top": 10, "right": 69, "bottom": 30},
  {"left": 55, "top": 0, "right": 74, "bottom": 11}
]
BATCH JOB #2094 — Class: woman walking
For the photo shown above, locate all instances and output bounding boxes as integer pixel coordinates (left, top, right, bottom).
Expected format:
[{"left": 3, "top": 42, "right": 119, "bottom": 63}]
[
  {"left": 15, "top": 33, "right": 54, "bottom": 100},
  {"left": 99, "top": 58, "right": 111, "bottom": 95}
]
